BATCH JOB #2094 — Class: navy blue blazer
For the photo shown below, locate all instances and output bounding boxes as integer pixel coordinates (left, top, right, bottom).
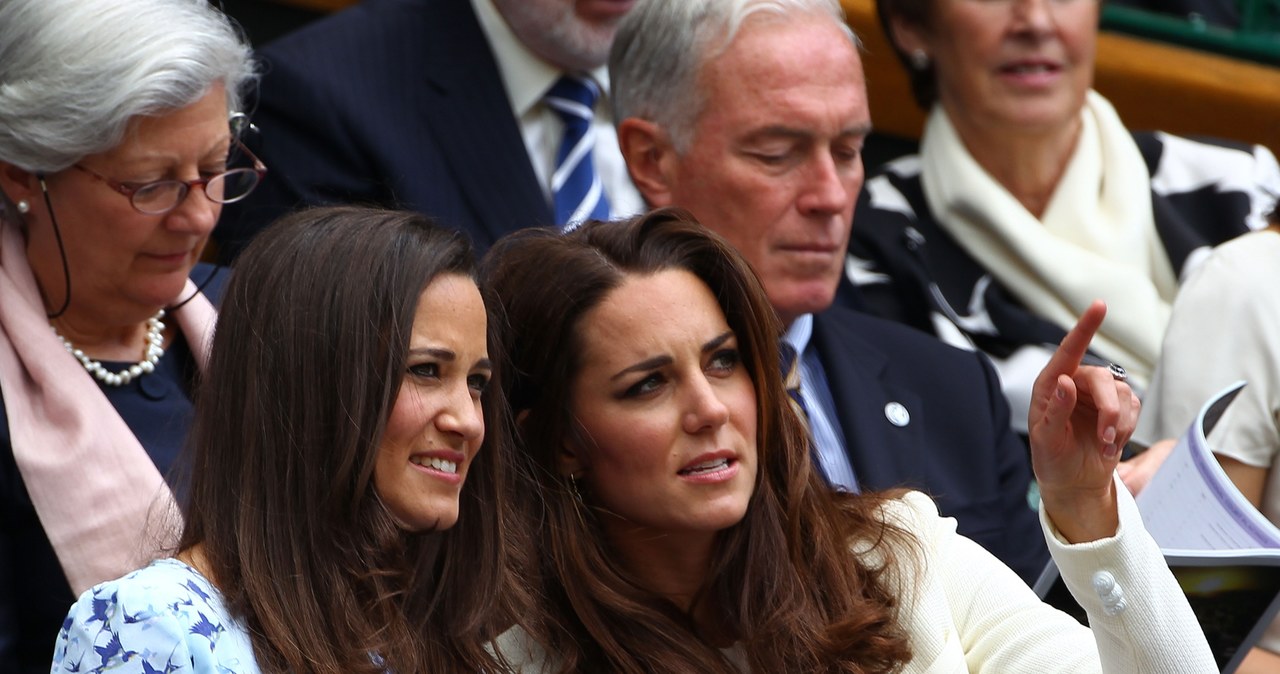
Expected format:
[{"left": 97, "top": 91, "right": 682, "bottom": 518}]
[
  {"left": 812, "top": 305, "right": 1048, "bottom": 583},
  {"left": 216, "top": 0, "right": 552, "bottom": 262}
]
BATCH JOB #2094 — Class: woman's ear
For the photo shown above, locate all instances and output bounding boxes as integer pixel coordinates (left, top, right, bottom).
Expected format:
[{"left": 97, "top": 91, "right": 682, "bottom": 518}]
[
  {"left": 557, "top": 441, "right": 588, "bottom": 478},
  {"left": 887, "top": 14, "right": 929, "bottom": 57},
  {"left": 516, "top": 409, "right": 590, "bottom": 477},
  {"left": 0, "top": 161, "right": 39, "bottom": 206},
  {"left": 557, "top": 421, "right": 592, "bottom": 478}
]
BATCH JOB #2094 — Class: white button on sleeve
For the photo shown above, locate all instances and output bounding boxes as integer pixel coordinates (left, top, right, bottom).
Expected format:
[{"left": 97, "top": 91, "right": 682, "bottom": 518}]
[{"left": 1092, "top": 570, "right": 1128, "bottom": 616}]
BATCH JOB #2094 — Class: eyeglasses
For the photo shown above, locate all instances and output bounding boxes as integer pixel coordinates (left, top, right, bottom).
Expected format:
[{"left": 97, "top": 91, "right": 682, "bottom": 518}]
[{"left": 72, "top": 140, "right": 268, "bottom": 215}]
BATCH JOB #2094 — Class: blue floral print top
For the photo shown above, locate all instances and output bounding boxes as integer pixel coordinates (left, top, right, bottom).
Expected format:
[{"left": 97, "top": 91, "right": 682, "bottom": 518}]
[{"left": 51, "top": 558, "right": 259, "bottom": 673}]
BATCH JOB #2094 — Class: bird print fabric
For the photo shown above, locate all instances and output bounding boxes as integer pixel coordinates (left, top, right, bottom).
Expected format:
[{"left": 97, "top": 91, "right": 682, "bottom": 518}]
[{"left": 51, "top": 558, "right": 258, "bottom": 673}]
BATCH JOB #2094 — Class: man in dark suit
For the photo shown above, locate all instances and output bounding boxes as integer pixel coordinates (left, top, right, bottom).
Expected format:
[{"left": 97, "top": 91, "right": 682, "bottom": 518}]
[
  {"left": 611, "top": 0, "right": 1048, "bottom": 582},
  {"left": 216, "top": 0, "right": 643, "bottom": 261}
]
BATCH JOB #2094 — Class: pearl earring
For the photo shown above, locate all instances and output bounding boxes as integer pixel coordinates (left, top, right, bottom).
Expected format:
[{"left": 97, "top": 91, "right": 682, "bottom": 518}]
[
  {"left": 15, "top": 200, "right": 30, "bottom": 214},
  {"left": 910, "top": 49, "right": 930, "bottom": 71}
]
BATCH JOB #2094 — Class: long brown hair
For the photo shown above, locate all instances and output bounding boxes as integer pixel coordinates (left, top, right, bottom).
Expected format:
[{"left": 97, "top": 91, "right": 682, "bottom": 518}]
[
  {"left": 179, "top": 206, "right": 527, "bottom": 672},
  {"left": 484, "top": 208, "right": 913, "bottom": 673}
]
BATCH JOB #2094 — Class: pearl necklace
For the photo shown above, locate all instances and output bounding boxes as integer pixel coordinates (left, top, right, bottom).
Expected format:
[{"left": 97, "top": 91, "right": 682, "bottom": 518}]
[{"left": 53, "top": 310, "right": 166, "bottom": 387}]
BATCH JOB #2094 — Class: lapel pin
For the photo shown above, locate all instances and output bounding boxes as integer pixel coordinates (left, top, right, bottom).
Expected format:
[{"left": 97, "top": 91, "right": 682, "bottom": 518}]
[{"left": 884, "top": 402, "right": 910, "bottom": 427}]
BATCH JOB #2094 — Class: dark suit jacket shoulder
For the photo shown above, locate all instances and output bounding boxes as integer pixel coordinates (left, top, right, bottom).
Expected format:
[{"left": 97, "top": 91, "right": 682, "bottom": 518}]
[
  {"left": 216, "top": 0, "right": 550, "bottom": 261},
  {"left": 812, "top": 306, "right": 1048, "bottom": 582}
]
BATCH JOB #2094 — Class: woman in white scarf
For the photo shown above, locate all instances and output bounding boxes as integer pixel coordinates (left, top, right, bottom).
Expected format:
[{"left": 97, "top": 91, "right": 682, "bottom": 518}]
[
  {"left": 849, "top": 0, "right": 1278, "bottom": 425},
  {"left": 850, "top": 4, "right": 1279, "bottom": 668}
]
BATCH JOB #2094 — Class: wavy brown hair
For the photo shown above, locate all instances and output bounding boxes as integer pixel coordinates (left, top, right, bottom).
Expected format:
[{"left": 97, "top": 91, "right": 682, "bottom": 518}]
[
  {"left": 178, "top": 206, "right": 528, "bottom": 672},
  {"left": 483, "top": 208, "right": 914, "bottom": 673}
]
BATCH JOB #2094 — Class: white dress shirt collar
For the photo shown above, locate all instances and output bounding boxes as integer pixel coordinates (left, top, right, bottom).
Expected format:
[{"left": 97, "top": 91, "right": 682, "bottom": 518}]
[
  {"left": 782, "top": 313, "right": 815, "bottom": 358},
  {"left": 469, "top": 0, "right": 611, "bottom": 117},
  {"left": 468, "top": 0, "right": 643, "bottom": 220}
]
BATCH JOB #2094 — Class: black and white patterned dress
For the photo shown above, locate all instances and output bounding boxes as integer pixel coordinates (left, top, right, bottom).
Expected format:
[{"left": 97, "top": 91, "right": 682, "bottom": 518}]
[{"left": 846, "top": 131, "right": 1279, "bottom": 426}]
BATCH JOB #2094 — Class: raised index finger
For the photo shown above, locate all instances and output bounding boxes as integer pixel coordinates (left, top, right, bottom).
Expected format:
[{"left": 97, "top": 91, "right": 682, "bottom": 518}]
[{"left": 1042, "top": 300, "right": 1107, "bottom": 383}]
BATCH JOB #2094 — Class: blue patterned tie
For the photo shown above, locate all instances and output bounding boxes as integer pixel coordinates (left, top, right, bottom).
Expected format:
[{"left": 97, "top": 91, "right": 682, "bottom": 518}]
[
  {"left": 545, "top": 75, "right": 611, "bottom": 229},
  {"left": 781, "top": 341, "right": 836, "bottom": 484},
  {"left": 778, "top": 342, "right": 810, "bottom": 425}
]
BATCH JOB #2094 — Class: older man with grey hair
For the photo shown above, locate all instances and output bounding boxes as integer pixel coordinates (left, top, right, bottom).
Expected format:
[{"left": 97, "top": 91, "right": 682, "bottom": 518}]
[{"left": 610, "top": 0, "right": 1049, "bottom": 582}]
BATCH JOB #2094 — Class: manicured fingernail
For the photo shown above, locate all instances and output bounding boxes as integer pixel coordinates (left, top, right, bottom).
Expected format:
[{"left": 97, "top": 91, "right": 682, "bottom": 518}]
[
  {"left": 1103, "top": 443, "right": 1120, "bottom": 459},
  {"left": 1103, "top": 426, "right": 1116, "bottom": 444},
  {"left": 1055, "top": 385, "right": 1066, "bottom": 400}
]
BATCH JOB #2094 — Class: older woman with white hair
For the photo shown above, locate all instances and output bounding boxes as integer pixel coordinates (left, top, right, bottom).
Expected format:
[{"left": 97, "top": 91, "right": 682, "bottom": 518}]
[{"left": 0, "top": 0, "right": 258, "bottom": 665}]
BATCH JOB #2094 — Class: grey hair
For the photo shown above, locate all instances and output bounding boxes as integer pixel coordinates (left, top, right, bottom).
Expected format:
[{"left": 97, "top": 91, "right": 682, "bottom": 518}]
[
  {"left": 0, "top": 0, "right": 255, "bottom": 174},
  {"left": 610, "top": 0, "right": 856, "bottom": 152}
]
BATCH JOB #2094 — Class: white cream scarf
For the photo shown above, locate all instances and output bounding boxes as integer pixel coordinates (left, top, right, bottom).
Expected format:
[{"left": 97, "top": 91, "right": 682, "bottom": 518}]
[{"left": 920, "top": 90, "right": 1177, "bottom": 386}]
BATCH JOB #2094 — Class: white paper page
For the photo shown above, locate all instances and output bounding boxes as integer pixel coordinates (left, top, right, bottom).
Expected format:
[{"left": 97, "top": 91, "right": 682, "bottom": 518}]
[{"left": 1136, "top": 382, "right": 1280, "bottom": 551}]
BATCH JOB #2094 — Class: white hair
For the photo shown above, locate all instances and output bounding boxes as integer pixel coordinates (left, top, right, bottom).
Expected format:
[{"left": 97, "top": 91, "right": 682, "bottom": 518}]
[
  {"left": 0, "top": 0, "right": 255, "bottom": 174},
  {"left": 609, "top": 0, "right": 856, "bottom": 152}
]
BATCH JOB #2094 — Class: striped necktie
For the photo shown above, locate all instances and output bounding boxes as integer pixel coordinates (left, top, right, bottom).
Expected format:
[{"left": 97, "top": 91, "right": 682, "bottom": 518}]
[
  {"left": 780, "top": 339, "right": 857, "bottom": 491},
  {"left": 778, "top": 342, "right": 809, "bottom": 426},
  {"left": 545, "top": 75, "right": 611, "bottom": 229}
]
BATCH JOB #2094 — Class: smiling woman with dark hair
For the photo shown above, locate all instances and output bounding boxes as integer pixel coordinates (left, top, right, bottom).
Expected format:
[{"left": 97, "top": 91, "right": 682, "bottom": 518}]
[
  {"left": 485, "top": 208, "right": 1214, "bottom": 673},
  {"left": 52, "top": 206, "right": 529, "bottom": 672}
]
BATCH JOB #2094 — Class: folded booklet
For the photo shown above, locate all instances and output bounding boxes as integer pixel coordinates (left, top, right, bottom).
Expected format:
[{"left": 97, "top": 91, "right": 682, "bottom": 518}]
[{"left": 1034, "top": 381, "right": 1280, "bottom": 674}]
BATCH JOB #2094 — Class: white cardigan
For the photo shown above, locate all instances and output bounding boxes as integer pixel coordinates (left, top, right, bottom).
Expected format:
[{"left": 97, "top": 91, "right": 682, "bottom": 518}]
[
  {"left": 496, "top": 481, "right": 1214, "bottom": 672},
  {"left": 869, "top": 484, "right": 1211, "bottom": 672}
]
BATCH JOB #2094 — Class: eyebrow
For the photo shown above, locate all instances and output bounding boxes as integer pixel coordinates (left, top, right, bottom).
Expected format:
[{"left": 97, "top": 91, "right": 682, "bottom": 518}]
[
  {"left": 410, "top": 347, "right": 493, "bottom": 371},
  {"left": 740, "top": 123, "right": 874, "bottom": 144},
  {"left": 703, "top": 331, "right": 733, "bottom": 352},
  {"left": 609, "top": 330, "right": 736, "bottom": 381},
  {"left": 741, "top": 126, "right": 808, "bottom": 143},
  {"left": 122, "top": 134, "right": 236, "bottom": 162},
  {"left": 411, "top": 347, "right": 455, "bottom": 362}
]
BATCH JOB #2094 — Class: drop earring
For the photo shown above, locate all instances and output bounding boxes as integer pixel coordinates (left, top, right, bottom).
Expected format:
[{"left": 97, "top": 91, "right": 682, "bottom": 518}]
[
  {"left": 910, "top": 49, "right": 930, "bottom": 70},
  {"left": 568, "top": 473, "right": 585, "bottom": 504}
]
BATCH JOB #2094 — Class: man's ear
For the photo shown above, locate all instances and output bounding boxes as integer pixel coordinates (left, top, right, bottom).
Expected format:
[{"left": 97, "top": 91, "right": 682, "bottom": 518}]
[{"left": 618, "top": 117, "right": 678, "bottom": 208}]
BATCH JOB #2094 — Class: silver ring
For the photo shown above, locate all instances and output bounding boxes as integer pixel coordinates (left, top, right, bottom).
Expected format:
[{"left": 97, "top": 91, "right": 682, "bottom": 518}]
[{"left": 1108, "top": 363, "right": 1127, "bottom": 382}]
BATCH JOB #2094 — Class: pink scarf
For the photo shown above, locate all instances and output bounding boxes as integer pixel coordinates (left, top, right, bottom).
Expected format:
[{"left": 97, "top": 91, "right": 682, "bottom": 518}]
[{"left": 0, "top": 216, "right": 216, "bottom": 594}]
